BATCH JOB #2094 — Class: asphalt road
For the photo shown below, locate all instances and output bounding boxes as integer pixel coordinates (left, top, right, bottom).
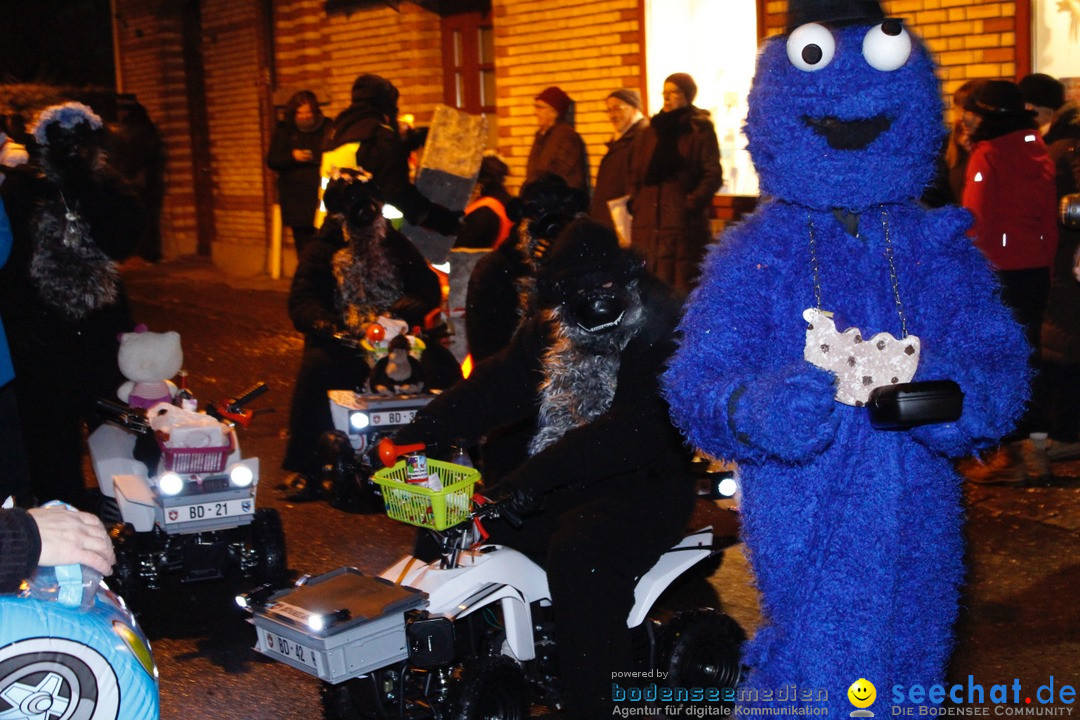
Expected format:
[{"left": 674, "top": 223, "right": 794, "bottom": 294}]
[{"left": 115, "top": 257, "right": 1080, "bottom": 720}]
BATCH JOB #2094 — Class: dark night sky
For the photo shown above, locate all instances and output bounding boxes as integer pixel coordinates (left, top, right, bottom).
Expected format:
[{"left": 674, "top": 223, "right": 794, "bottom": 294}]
[{"left": 0, "top": 0, "right": 115, "bottom": 87}]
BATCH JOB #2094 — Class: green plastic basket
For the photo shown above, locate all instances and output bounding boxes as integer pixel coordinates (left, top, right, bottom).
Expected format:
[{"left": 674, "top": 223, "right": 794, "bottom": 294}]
[{"left": 371, "top": 459, "right": 480, "bottom": 530}]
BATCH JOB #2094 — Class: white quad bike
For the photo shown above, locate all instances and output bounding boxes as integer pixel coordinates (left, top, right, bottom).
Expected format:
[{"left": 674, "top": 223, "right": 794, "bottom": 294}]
[
  {"left": 242, "top": 440, "right": 744, "bottom": 719},
  {"left": 88, "top": 384, "right": 286, "bottom": 603}
]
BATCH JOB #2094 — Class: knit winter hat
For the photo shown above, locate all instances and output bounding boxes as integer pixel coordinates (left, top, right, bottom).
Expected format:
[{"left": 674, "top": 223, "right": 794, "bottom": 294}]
[
  {"left": 535, "top": 87, "right": 572, "bottom": 119},
  {"left": 663, "top": 73, "right": 698, "bottom": 104},
  {"left": 1019, "top": 73, "right": 1066, "bottom": 111},
  {"left": 351, "top": 74, "right": 400, "bottom": 117},
  {"left": 607, "top": 88, "right": 642, "bottom": 111},
  {"left": 964, "top": 80, "right": 1037, "bottom": 118}
]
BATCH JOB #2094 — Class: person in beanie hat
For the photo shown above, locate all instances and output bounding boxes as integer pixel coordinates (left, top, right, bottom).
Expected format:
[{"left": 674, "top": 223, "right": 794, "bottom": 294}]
[
  {"left": 627, "top": 71, "right": 722, "bottom": 295},
  {"left": 665, "top": 0, "right": 1030, "bottom": 714},
  {"left": 395, "top": 217, "right": 694, "bottom": 719},
  {"left": 1020, "top": 72, "right": 1080, "bottom": 459},
  {"left": 323, "top": 73, "right": 462, "bottom": 237},
  {"left": 589, "top": 88, "right": 647, "bottom": 231},
  {"left": 1020, "top": 72, "right": 1066, "bottom": 134},
  {"left": 525, "top": 86, "right": 589, "bottom": 193},
  {"left": 0, "top": 102, "right": 145, "bottom": 507}
]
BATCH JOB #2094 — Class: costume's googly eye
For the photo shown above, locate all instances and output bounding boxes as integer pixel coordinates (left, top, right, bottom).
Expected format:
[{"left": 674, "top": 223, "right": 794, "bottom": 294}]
[
  {"left": 862, "top": 20, "right": 912, "bottom": 71},
  {"left": 787, "top": 23, "right": 836, "bottom": 72}
]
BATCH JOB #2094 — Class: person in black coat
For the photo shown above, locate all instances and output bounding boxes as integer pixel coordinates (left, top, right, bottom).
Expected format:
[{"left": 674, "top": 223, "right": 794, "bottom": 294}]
[
  {"left": 395, "top": 218, "right": 695, "bottom": 719},
  {"left": 282, "top": 174, "right": 441, "bottom": 497},
  {"left": 325, "top": 74, "right": 461, "bottom": 237},
  {"left": 0, "top": 102, "right": 144, "bottom": 508},
  {"left": 267, "top": 90, "right": 333, "bottom": 254}
]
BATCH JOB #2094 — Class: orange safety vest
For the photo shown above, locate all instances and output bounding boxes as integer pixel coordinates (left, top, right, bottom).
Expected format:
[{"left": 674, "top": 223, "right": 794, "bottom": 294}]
[{"left": 463, "top": 196, "right": 512, "bottom": 249}]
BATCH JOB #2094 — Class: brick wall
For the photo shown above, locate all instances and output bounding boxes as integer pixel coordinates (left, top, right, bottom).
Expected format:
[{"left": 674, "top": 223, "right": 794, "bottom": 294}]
[
  {"left": 493, "top": 0, "right": 643, "bottom": 192},
  {"left": 762, "top": 1, "right": 1025, "bottom": 104},
  {"left": 114, "top": 0, "right": 1027, "bottom": 273}
]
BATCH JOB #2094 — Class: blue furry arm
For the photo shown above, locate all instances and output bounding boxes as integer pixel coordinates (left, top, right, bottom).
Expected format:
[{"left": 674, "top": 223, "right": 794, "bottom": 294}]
[
  {"left": 664, "top": 216, "right": 838, "bottom": 464},
  {"left": 906, "top": 207, "right": 1031, "bottom": 456}
]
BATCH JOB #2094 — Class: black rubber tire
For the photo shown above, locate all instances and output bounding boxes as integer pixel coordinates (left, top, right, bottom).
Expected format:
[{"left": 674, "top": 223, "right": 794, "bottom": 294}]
[
  {"left": 449, "top": 655, "right": 530, "bottom": 720},
  {"left": 320, "top": 676, "right": 387, "bottom": 720},
  {"left": 658, "top": 610, "right": 745, "bottom": 704},
  {"left": 252, "top": 508, "right": 287, "bottom": 583}
]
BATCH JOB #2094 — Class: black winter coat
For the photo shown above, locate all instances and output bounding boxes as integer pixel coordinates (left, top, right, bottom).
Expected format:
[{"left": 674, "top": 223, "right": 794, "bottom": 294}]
[
  {"left": 628, "top": 107, "right": 722, "bottom": 294},
  {"left": 326, "top": 105, "right": 434, "bottom": 227},
  {"left": 266, "top": 118, "right": 332, "bottom": 228},
  {"left": 1041, "top": 103, "right": 1080, "bottom": 365},
  {"left": 589, "top": 118, "right": 646, "bottom": 229},
  {"left": 525, "top": 121, "right": 590, "bottom": 194}
]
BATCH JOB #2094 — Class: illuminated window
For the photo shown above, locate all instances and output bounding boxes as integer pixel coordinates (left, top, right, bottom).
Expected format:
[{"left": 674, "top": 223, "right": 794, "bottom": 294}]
[{"left": 644, "top": 0, "right": 760, "bottom": 195}]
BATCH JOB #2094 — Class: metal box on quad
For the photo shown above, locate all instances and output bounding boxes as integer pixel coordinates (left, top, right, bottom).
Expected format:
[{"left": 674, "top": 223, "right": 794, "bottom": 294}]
[
  {"left": 246, "top": 457, "right": 745, "bottom": 719},
  {"left": 88, "top": 389, "right": 286, "bottom": 601}
]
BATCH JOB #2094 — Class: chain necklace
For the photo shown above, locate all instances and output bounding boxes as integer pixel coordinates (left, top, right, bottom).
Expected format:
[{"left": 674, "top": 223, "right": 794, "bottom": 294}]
[{"left": 808, "top": 208, "right": 910, "bottom": 338}]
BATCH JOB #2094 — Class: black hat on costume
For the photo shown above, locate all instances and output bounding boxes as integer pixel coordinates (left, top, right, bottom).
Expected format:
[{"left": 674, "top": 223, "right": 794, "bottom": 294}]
[
  {"left": 1019, "top": 73, "right": 1066, "bottom": 111},
  {"left": 786, "top": 0, "right": 888, "bottom": 33},
  {"left": 537, "top": 218, "right": 644, "bottom": 305},
  {"left": 964, "top": 80, "right": 1037, "bottom": 118}
]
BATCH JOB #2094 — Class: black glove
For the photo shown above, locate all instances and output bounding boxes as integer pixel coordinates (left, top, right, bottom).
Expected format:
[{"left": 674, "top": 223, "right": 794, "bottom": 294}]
[
  {"left": 421, "top": 204, "right": 464, "bottom": 237},
  {"left": 403, "top": 126, "right": 429, "bottom": 153},
  {"left": 488, "top": 480, "right": 541, "bottom": 517},
  {"left": 309, "top": 318, "right": 339, "bottom": 341}
]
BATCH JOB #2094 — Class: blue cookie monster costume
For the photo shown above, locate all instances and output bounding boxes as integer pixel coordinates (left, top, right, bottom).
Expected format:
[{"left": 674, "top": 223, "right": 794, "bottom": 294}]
[{"left": 663, "top": 0, "right": 1029, "bottom": 712}]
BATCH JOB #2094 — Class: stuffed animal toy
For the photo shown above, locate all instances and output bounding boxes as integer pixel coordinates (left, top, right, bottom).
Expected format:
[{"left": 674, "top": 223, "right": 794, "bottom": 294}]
[
  {"left": 663, "top": 0, "right": 1030, "bottom": 713},
  {"left": 117, "top": 328, "right": 183, "bottom": 410}
]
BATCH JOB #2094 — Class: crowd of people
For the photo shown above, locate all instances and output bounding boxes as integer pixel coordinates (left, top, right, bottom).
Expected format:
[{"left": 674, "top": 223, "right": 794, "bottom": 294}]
[{"left": 0, "top": 52, "right": 1078, "bottom": 718}]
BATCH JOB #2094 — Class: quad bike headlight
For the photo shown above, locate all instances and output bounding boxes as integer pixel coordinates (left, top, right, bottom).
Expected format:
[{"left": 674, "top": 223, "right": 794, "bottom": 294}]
[
  {"left": 229, "top": 463, "right": 254, "bottom": 488},
  {"left": 159, "top": 472, "right": 185, "bottom": 496},
  {"left": 349, "top": 411, "right": 371, "bottom": 431}
]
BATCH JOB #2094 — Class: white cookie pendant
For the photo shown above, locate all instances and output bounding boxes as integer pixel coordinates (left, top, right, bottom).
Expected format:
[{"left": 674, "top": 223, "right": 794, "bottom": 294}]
[{"left": 803, "top": 308, "right": 920, "bottom": 406}]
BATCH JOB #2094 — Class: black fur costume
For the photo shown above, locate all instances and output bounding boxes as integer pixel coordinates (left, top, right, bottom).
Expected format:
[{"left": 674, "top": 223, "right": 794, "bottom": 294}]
[
  {"left": 0, "top": 104, "right": 144, "bottom": 506},
  {"left": 283, "top": 177, "right": 440, "bottom": 480},
  {"left": 396, "top": 219, "right": 695, "bottom": 718}
]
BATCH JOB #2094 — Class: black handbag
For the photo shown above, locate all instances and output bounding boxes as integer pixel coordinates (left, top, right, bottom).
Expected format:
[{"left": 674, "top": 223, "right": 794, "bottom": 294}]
[{"left": 867, "top": 380, "right": 963, "bottom": 430}]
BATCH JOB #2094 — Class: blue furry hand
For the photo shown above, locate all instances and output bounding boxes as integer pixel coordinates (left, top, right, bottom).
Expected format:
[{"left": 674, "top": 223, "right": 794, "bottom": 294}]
[{"left": 731, "top": 365, "right": 839, "bottom": 462}]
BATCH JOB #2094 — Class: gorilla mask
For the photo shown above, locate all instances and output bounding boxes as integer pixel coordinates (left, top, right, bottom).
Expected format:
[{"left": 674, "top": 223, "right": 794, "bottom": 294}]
[{"left": 538, "top": 219, "right": 645, "bottom": 347}]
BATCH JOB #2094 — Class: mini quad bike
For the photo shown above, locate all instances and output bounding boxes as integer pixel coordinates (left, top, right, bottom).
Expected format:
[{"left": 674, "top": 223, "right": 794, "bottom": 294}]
[
  {"left": 88, "top": 383, "right": 286, "bottom": 603},
  {"left": 317, "top": 329, "right": 437, "bottom": 510},
  {"left": 242, "top": 439, "right": 744, "bottom": 719}
]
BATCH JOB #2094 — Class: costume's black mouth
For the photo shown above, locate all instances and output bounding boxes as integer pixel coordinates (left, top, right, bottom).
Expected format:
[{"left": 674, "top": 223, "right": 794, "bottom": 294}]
[
  {"left": 803, "top": 115, "right": 892, "bottom": 150},
  {"left": 577, "top": 309, "right": 625, "bottom": 334}
]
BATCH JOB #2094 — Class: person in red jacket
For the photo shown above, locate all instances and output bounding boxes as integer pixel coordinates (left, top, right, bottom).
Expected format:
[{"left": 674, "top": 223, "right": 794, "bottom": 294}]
[
  {"left": 962, "top": 80, "right": 1057, "bottom": 348},
  {"left": 962, "top": 80, "right": 1058, "bottom": 459}
]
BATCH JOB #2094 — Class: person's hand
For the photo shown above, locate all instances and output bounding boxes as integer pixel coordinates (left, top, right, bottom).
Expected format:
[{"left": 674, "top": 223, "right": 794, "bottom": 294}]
[
  {"left": 28, "top": 506, "right": 116, "bottom": 577},
  {"left": 292, "top": 149, "right": 314, "bottom": 163}
]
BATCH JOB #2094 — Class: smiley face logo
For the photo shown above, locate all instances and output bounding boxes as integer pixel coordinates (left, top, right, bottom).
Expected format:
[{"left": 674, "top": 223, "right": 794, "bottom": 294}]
[{"left": 848, "top": 678, "right": 877, "bottom": 708}]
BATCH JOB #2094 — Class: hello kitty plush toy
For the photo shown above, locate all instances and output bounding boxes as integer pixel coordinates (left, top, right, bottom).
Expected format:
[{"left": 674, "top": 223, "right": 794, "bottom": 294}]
[{"left": 117, "top": 327, "right": 183, "bottom": 410}]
